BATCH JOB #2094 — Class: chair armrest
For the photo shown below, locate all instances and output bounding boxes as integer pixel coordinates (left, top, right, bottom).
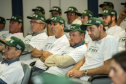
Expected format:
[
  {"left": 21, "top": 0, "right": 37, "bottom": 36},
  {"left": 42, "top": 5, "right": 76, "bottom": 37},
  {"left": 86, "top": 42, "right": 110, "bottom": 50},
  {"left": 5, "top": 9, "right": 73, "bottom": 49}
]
[{"left": 88, "top": 75, "right": 109, "bottom": 82}]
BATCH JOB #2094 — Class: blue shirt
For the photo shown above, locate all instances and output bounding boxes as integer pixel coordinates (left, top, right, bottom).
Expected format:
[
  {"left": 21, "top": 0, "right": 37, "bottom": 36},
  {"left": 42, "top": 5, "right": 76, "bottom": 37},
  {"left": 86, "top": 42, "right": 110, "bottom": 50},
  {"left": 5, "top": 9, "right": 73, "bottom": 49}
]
[{"left": 71, "top": 41, "right": 85, "bottom": 48}]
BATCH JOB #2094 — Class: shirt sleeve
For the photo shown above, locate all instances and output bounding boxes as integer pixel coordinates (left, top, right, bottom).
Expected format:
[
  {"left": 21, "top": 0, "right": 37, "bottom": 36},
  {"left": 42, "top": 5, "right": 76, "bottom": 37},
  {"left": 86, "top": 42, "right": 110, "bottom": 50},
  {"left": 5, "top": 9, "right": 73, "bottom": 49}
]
[{"left": 103, "top": 37, "right": 118, "bottom": 61}]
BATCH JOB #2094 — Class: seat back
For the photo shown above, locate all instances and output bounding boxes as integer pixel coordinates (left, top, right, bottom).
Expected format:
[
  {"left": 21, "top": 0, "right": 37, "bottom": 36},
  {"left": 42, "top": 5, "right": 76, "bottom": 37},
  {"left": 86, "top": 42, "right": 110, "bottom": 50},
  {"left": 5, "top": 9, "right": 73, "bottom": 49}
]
[
  {"left": 88, "top": 75, "right": 112, "bottom": 84},
  {"left": 21, "top": 63, "right": 31, "bottom": 84}
]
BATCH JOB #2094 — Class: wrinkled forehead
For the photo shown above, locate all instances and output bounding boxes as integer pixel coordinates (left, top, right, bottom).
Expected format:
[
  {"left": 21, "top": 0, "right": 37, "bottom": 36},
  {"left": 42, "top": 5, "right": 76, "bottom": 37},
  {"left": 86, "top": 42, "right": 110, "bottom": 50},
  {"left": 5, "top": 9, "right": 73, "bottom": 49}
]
[{"left": 86, "top": 25, "right": 97, "bottom": 30}]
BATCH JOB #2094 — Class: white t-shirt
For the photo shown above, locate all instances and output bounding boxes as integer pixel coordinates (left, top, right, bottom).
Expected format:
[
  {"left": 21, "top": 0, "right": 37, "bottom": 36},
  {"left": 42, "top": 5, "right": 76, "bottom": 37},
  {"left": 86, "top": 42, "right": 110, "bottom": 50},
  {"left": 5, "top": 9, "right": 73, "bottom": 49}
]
[
  {"left": 5, "top": 32, "right": 24, "bottom": 40},
  {"left": 106, "top": 25, "right": 125, "bottom": 52},
  {"left": 20, "top": 32, "right": 48, "bottom": 65},
  {"left": 65, "top": 19, "right": 82, "bottom": 40},
  {"left": 120, "top": 18, "right": 126, "bottom": 30},
  {"left": 23, "top": 32, "right": 48, "bottom": 48},
  {"left": 35, "top": 35, "right": 69, "bottom": 70},
  {"left": 0, "top": 61, "right": 24, "bottom": 84},
  {"left": 118, "top": 30, "right": 126, "bottom": 52},
  {"left": 45, "top": 44, "right": 87, "bottom": 76},
  {"left": 80, "top": 35, "right": 118, "bottom": 81},
  {"left": 0, "top": 31, "right": 9, "bottom": 39}
]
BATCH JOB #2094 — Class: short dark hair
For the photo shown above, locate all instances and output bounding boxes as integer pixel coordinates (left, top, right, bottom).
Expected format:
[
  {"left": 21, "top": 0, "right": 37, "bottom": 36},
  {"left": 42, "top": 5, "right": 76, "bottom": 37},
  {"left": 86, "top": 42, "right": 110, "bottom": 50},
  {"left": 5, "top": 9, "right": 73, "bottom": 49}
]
[{"left": 112, "top": 51, "right": 126, "bottom": 72}]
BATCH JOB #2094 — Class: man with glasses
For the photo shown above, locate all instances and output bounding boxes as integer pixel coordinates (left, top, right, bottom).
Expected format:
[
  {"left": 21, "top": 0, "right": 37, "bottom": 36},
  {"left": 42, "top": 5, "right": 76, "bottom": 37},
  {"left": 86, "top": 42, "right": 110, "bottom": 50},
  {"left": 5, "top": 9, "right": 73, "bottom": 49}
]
[
  {"left": 20, "top": 13, "right": 48, "bottom": 64},
  {"left": 64, "top": 6, "right": 82, "bottom": 40}
]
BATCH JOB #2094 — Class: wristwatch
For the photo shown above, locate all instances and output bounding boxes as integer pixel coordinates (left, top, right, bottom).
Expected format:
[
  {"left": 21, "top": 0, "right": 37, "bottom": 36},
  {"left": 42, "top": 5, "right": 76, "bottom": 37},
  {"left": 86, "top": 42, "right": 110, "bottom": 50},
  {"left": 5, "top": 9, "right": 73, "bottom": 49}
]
[{"left": 83, "top": 69, "right": 88, "bottom": 76}]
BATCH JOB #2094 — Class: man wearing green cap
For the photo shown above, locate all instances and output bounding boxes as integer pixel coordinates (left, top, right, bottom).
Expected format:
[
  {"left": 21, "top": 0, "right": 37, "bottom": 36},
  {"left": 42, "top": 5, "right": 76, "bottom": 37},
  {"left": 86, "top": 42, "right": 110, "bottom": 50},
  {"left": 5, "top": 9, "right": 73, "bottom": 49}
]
[
  {"left": 47, "top": 6, "right": 62, "bottom": 36},
  {"left": 20, "top": 13, "right": 48, "bottom": 64},
  {"left": 99, "top": 2, "right": 114, "bottom": 11},
  {"left": 0, "top": 16, "right": 9, "bottom": 40},
  {"left": 44, "top": 24, "right": 87, "bottom": 76},
  {"left": 117, "top": 2, "right": 126, "bottom": 30},
  {"left": 64, "top": 6, "right": 82, "bottom": 40},
  {"left": 32, "top": 6, "right": 45, "bottom": 15},
  {"left": 78, "top": 10, "right": 94, "bottom": 44},
  {"left": 0, "top": 36, "right": 25, "bottom": 84},
  {"left": 31, "top": 15, "right": 69, "bottom": 72},
  {"left": 100, "top": 8, "right": 125, "bottom": 52},
  {"left": 0, "top": 15, "right": 24, "bottom": 52},
  {"left": 28, "top": 6, "right": 46, "bottom": 35},
  {"left": 66, "top": 17, "right": 118, "bottom": 81}
]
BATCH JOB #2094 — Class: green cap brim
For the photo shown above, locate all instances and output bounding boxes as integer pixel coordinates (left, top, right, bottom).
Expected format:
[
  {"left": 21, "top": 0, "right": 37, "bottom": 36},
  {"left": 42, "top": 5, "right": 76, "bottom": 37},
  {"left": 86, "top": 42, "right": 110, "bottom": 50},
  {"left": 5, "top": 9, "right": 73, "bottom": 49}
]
[{"left": 0, "top": 40, "right": 14, "bottom": 47}]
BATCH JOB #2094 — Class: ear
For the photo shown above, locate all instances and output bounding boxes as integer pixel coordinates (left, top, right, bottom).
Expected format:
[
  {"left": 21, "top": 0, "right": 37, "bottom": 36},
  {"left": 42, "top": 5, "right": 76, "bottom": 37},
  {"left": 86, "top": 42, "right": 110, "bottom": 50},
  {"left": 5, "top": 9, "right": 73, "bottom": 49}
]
[
  {"left": 16, "top": 50, "right": 22, "bottom": 56},
  {"left": 61, "top": 24, "right": 64, "bottom": 30},
  {"left": 112, "top": 15, "right": 116, "bottom": 21},
  {"left": 99, "top": 24, "right": 103, "bottom": 31},
  {"left": 18, "top": 23, "right": 22, "bottom": 29}
]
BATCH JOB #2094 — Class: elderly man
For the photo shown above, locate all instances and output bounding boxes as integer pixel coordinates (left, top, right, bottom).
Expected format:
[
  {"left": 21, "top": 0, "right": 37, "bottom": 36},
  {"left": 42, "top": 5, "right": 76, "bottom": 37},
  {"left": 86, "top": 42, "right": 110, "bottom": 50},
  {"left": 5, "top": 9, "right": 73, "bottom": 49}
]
[
  {"left": 66, "top": 17, "right": 118, "bottom": 81},
  {"left": 0, "top": 36, "right": 25, "bottom": 84},
  {"left": 31, "top": 15, "right": 69, "bottom": 72},
  {"left": 20, "top": 13, "right": 48, "bottom": 64}
]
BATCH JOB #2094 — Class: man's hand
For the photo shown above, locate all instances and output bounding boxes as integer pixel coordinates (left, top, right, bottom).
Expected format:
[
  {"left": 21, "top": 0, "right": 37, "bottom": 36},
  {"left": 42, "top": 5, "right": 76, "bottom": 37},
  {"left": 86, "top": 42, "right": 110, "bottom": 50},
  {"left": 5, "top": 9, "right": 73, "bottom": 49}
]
[
  {"left": 40, "top": 51, "right": 52, "bottom": 62},
  {"left": 66, "top": 70, "right": 84, "bottom": 78},
  {"left": 31, "top": 48, "right": 43, "bottom": 58}
]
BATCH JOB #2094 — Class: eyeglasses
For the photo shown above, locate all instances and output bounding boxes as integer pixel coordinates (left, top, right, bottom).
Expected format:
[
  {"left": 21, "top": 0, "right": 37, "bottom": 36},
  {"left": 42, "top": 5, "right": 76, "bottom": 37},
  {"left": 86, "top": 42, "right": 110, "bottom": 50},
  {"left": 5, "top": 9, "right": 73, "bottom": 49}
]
[{"left": 30, "top": 21, "right": 43, "bottom": 25}]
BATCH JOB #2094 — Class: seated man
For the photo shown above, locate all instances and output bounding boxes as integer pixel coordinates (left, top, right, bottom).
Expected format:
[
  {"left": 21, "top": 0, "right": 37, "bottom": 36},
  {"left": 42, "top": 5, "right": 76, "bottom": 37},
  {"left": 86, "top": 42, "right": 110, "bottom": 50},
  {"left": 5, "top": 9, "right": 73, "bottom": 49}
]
[
  {"left": 0, "top": 36, "right": 25, "bottom": 84},
  {"left": 44, "top": 24, "right": 87, "bottom": 76},
  {"left": 20, "top": 13, "right": 48, "bottom": 64},
  {"left": 31, "top": 15, "right": 69, "bottom": 72},
  {"left": 0, "top": 15, "right": 24, "bottom": 51},
  {"left": 66, "top": 17, "right": 118, "bottom": 81}
]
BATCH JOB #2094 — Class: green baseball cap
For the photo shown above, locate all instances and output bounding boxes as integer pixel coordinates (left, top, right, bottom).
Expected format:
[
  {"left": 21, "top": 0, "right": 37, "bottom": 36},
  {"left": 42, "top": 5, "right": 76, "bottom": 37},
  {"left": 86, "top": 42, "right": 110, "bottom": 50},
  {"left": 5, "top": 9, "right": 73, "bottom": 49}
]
[
  {"left": 99, "top": 8, "right": 117, "bottom": 17},
  {"left": 64, "top": 6, "right": 79, "bottom": 15},
  {"left": 7, "top": 15, "right": 23, "bottom": 23},
  {"left": 27, "top": 13, "right": 46, "bottom": 22},
  {"left": 0, "top": 17, "right": 6, "bottom": 24},
  {"left": 46, "top": 15, "right": 65, "bottom": 25},
  {"left": 99, "top": 2, "right": 114, "bottom": 8},
  {"left": 78, "top": 10, "right": 94, "bottom": 17},
  {"left": 49, "top": 6, "right": 62, "bottom": 14},
  {"left": 0, "top": 36, "right": 25, "bottom": 52},
  {"left": 32, "top": 6, "right": 45, "bottom": 14},
  {"left": 30, "top": 73, "right": 73, "bottom": 84},
  {"left": 64, "top": 24, "right": 86, "bottom": 33},
  {"left": 84, "top": 17, "right": 105, "bottom": 28}
]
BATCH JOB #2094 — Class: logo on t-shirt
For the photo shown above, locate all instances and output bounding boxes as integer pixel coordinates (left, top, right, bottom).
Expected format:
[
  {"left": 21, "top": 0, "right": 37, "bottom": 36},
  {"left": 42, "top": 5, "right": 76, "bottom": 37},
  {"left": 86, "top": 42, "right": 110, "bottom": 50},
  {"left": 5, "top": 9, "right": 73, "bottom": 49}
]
[
  {"left": 87, "top": 46, "right": 99, "bottom": 53},
  {"left": 44, "top": 43, "right": 53, "bottom": 50}
]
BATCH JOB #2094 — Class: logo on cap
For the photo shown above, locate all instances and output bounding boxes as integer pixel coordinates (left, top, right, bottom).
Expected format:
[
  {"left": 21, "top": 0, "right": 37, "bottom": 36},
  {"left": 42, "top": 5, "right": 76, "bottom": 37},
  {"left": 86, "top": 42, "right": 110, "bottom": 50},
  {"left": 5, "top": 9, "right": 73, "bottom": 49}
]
[{"left": 88, "top": 20, "right": 92, "bottom": 24}]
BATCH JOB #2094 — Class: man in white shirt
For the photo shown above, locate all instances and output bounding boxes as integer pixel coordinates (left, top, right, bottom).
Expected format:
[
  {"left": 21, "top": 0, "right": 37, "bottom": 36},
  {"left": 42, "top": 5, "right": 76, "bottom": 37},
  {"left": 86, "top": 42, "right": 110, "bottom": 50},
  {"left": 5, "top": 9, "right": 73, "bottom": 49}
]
[
  {"left": 0, "top": 15, "right": 24, "bottom": 52},
  {"left": 20, "top": 13, "right": 48, "bottom": 64},
  {"left": 31, "top": 15, "right": 69, "bottom": 72},
  {"left": 66, "top": 17, "right": 118, "bottom": 81},
  {"left": 0, "top": 36, "right": 25, "bottom": 84},
  {"left": 100, "top": 8, "right": 125, "bottom": 51},
  {"left": 44, "top": 24, "right": 87, "bottom": 76},
  {"left": 64, "top": 6, "right": 82, "bottom": 40}
]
